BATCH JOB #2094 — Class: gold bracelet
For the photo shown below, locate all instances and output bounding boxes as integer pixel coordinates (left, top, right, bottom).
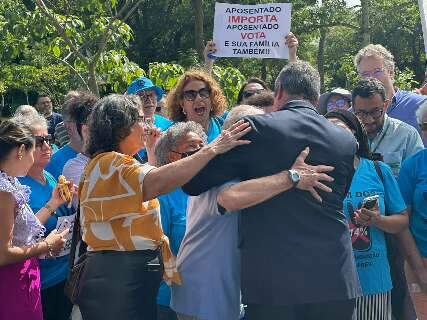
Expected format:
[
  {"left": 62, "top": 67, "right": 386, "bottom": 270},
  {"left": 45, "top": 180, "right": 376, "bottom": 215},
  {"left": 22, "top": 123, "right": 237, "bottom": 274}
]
[
  {"left": 42, "top": 240, "right": 54, "bottom": 258},
  {"left": 43, "top": 203, "right": 56, "bottom": 216}
]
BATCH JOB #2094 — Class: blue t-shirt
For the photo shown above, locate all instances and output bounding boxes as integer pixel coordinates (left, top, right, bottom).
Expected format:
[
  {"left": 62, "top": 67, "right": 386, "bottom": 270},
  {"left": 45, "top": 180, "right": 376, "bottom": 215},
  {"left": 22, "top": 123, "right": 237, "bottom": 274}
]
[
  {"left": 157, "top": 188, "right": 188, "bottom": 307},
  {"left": 399, "top": 149, "right": 427, "bottom": 258},
  {"left": 344, "top": 158, "right": 406, "bottom": 295},
  {"left": 45, "top": 144, "right": 79, "bottom": 180},
  {"left": 206, "top": 116, "right": 223, "bottom": 143},
  {"left": 19, "top": 171, "right": 74, "bottom": 289}
]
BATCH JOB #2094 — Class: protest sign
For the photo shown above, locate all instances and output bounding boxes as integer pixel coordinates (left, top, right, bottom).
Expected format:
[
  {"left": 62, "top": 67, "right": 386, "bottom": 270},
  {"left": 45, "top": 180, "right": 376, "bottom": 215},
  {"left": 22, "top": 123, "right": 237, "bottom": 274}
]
[
  {"left": 212, "top": 2, "right": 292, "bottom": 59},
  {"left": 419, "top": 0, "right": 427, "bottom": 54}
]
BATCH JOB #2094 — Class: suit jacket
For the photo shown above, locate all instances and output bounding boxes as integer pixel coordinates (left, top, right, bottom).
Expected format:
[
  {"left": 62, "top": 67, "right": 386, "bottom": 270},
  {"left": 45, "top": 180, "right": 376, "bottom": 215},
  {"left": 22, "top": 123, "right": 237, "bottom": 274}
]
[{"left": 183, "top": 100, "right": 361, "bottom": 305}]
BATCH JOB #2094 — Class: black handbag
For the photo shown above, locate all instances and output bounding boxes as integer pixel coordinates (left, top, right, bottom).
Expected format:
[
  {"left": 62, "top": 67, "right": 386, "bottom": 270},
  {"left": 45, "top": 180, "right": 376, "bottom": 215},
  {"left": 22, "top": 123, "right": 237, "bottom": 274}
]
[{"left": 64, "top": 204, "right": 88, "bottom": 305}]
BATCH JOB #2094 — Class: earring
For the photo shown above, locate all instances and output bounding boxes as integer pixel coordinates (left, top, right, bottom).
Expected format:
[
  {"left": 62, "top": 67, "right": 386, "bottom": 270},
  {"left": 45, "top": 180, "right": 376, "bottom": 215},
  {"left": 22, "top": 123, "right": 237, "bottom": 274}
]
[
  {"left": 18, "top": 154, "right": 23, "bottom": 160},
  {"left": 182, "top": 109, "right": 187, "bottom": 115}
]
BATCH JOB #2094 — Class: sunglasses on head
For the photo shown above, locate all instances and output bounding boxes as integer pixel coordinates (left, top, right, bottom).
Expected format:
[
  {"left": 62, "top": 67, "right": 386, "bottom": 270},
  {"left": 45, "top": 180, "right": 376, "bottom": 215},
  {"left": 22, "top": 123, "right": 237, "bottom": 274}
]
[
  {"left": 327, "top": 98, "right": 348, "bottom": 110},
  {"left": 242, "top": 89, "right": 264, "bottom": 99},
  {"left": 35, "top": 135, "right": 52, "bottom": 148},
  {"left": 183, "top": 88, "right": 210, "bottom": 101},
  {"left": 171, "top": 148, "right": 201, "bottom": 158}
]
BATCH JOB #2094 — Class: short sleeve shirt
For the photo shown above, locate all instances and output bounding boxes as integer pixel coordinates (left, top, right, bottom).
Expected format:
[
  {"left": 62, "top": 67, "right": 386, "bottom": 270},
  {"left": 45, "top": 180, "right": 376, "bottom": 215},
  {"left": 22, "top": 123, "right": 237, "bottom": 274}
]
[
  {"left": 344, "top": 158, "right": 406, "bottom": 295},
  {"left": 399, "top": 149, "right": 427, "bottom": 258}
]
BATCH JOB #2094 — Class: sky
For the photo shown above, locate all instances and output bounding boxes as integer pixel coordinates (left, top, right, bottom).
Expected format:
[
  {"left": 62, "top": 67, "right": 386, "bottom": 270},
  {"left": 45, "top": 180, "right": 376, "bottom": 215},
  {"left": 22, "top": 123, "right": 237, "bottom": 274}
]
[{"left": 345, "top": 0, "right": 361, "bottom": 7}]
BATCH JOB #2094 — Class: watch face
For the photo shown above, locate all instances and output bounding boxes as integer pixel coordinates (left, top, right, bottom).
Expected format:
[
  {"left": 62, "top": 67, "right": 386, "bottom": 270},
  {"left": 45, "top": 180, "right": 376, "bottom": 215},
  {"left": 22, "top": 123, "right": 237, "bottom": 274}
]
[{"left": 290, "top": 170, "right": 300, "bottom": 183}]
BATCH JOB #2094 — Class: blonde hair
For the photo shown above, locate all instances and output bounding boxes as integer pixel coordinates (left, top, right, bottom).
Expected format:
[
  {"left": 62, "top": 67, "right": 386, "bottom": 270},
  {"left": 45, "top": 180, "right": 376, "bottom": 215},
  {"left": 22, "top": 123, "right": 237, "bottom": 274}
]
[
  {"left": 354, "top": 44, "right": 395, "bottom": 73},
  {"left": 166, "top": 69, "right": 227, "bottom": 122}
]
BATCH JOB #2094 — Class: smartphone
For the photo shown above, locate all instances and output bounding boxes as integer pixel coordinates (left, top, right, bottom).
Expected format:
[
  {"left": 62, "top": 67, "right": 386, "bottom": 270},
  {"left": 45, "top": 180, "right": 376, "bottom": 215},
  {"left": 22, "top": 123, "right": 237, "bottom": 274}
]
[{"left": 362, "top": 195, "right": 379, "bottom": 210}]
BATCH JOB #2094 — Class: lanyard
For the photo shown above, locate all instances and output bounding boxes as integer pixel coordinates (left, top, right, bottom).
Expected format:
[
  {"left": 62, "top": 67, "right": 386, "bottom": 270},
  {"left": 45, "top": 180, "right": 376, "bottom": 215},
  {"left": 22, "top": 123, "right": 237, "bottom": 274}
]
[{"left": 369, "top": 118, "right": 390, "bottom": 153}]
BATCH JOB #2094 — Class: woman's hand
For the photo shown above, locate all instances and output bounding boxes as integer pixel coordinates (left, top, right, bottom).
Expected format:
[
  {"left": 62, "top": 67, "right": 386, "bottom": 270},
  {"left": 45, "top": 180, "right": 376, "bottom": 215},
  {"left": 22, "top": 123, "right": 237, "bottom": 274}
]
[
  {"left": 203, "top": 40, "right": 217, "bottom": 74},
  {"left": 145, "top": 127, "right": 161, "bottom": 151},
  {"left": 354, "top": 203, "right": 381, "bottom": 226},
  {"left": 285, "top": 32, "right": 299, "bottom": 63},
  {"left": 45, "top": 228, "right": 69, "bottom": 256},
  {"left": 49, "top": 180, "right": 77, "bottom": 209},
  {"left": 291, "top": 147, "right": 334, "bottom": 202},
  {"left": 207, "top": 120, "right": 251, "bottom": 155}
]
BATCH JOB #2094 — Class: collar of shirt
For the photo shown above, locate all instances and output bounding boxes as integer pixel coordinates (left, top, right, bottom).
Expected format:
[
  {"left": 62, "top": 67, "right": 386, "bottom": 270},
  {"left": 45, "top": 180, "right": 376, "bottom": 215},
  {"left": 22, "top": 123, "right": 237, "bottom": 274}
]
[{"left": 278, "top": 99, "right": 319, "bottom": 113}]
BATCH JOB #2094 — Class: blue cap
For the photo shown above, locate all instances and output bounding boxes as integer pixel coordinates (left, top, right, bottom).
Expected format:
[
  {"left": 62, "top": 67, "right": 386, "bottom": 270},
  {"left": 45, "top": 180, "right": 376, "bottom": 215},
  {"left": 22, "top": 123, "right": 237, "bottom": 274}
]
[{"left": 127, "top": 76, "right": 164, "bottom": 101}]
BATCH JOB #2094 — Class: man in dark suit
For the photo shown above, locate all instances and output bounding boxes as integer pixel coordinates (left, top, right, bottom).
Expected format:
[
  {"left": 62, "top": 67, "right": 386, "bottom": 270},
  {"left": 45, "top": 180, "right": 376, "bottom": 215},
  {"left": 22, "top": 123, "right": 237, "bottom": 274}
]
[{"left": 183, "top": 61, "right": 361, "bottom": 319}]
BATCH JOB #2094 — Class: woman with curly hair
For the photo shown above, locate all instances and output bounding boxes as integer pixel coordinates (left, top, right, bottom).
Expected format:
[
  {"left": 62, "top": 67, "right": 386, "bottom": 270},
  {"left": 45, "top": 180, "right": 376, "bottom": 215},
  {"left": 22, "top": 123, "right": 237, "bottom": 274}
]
[{"left": 166, "top": 70, "right": 227, "bottom": 142}]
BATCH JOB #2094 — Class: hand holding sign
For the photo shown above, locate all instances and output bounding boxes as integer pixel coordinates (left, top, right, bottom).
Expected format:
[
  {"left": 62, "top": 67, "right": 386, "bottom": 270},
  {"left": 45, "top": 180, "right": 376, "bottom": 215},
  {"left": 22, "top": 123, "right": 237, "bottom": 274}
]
[{"left": 213, "top": 3, "right": 292, "bottom": 59}]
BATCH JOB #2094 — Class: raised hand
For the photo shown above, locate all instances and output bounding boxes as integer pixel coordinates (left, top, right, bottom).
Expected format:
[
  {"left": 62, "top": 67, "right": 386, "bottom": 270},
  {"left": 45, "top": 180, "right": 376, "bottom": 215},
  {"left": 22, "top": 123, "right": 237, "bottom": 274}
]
[{"left": 208, "top": 120, "right": 251, "bottom": 155}]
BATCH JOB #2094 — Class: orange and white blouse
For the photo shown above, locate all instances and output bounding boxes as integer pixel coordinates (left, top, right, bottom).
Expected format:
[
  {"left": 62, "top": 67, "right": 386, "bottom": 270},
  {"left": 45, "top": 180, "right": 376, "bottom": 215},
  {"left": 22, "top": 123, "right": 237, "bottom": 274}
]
[{"left": 79, "top": 151, "right": 180, "bottom": 284}]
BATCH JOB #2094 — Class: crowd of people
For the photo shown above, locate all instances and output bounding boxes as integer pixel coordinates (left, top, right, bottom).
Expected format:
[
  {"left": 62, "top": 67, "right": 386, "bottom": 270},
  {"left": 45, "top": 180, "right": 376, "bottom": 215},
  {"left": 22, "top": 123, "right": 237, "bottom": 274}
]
[{"left": 0, "top": 32, "right": 427, "bottom": 320}]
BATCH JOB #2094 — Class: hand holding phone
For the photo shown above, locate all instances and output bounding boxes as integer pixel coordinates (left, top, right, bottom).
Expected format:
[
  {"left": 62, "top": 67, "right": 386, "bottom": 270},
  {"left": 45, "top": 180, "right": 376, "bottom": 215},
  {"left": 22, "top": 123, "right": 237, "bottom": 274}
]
[{"left": 362, "top": 195, "right": 379, "bottom": 210}]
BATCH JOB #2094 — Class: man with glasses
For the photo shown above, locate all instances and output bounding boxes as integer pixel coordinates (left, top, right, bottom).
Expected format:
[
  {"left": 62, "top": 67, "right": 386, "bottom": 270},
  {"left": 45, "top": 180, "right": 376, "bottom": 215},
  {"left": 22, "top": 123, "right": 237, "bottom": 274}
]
[
  {"left": 45, "top": 92, "right": 98, "bottom": 180},
  {"left": 352, "top": 78, "right": 423, "bottom": 177},
  {"left": 354, "top": 44, "right": 427, "bottom": 132}
]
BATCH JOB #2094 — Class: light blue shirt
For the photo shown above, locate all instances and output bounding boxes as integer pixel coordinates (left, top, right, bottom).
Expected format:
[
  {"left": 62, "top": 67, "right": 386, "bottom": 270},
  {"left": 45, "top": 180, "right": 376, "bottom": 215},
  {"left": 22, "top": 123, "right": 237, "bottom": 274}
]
[
  {"left": 157, "top": 188, "right": 188, "bottom": 307},
  {"left": 344, "top": 158, "right": 406, "bottom": 295},
  {"left": 45, "top": 144, "right": 79, "bottom": 180},
  {"left": 399, "top": 149, "right": 427, "bottom": 258},
  {"left": 369, "top": 114, "right": 424, "bottom": 177},
  {"left": 19, "top": 171, "right": 74, "bottom": 289},
  {"left": 171, "top": 184, "right": 240, "bottom": 320}
]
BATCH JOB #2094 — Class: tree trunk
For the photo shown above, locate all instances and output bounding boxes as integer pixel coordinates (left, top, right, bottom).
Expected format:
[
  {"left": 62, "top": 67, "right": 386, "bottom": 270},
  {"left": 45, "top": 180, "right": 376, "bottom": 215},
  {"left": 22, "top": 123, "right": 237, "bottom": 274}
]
[
  {"left": 191, "top": 0, "right": 204, "bottom": 56},
  {"left": 317, "top": 28, "right": 327, "bottom": 92},
  {"left": 261, "top": 59, "right": 267, "bottom": 82},
  {"left": 360, "top": 0, "right": 370, "bottom": 46},
  {"left": 88, "top": 63, "right": 100, "bottom": 97}
]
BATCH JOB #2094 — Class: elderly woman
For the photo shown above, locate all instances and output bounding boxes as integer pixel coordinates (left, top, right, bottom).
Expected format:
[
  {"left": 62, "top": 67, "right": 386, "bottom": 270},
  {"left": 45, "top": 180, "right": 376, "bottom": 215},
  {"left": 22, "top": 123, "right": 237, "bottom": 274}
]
[
  {"left": 76, "top": 94, "right": 251, "bottom": 320},
  {"left": 153, "top": 121, "right": 207, "bottom": 320},
  {"left": 167, "top": 70, "right": 228, "bottom": 142},
  {"left": 0, "top": 119, "right": 68, "bottom": 320},
  {"left": 16, "top": 113, "right": 76, "bottom": 320},
  {"left": 171, "top": 105, "right": 336, "bottom": 320},
  {"left": 325, "top": 109, "right": 409, "bottom": 320}
]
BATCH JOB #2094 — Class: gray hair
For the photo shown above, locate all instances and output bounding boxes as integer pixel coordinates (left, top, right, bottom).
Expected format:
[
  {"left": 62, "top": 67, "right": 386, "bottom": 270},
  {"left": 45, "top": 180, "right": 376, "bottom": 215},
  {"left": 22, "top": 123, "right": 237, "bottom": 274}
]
[
  {"left": 13, "top": 113, "right": 47, "bottom": 132},
  {"left": 274, "top": 61, "right": 320, "bottom": 105},
  {"left": 416, "top": 100, "right": 427, "bottom": 124},
  {"left": 154, "top": 121, "right": 207, "bottom": 166},
  {"left": 354, "top": 44, "right": 395, "bottom": 73},
  {"left": 14, "top": 105, "right": 38, "bottom": 117},
  {"left": 223, "top": 105, "right": 264, "bottom": 130}
]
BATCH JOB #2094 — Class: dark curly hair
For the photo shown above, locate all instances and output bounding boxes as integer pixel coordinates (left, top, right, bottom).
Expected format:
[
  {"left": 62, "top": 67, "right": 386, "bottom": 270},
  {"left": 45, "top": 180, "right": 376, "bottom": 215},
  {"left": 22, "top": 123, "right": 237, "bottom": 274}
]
[
  {"left": 236, "top": 78, "right": 269, "bottom": 104},
  {"left": 352, "top": 78, "right": 386, "bottom": 103},
  {"left": 0, "top": 119, "right": 34, "bottom": 164},
  {"left": 166, "top": 69, "right": 226, "bottom": 122},
  {"left": 63, "top": 91, "right": 98, "bottom": 138},
  {"left": 86, "top": 94, "right": 140, "bottom": 158}
]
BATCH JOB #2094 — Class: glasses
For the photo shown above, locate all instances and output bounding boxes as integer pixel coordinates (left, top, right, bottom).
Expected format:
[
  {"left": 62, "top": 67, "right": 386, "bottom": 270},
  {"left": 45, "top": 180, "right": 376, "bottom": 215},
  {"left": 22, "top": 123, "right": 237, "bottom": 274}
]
[
  {"left": 419, "top": 122, "right": 427, "bottom": 131},
  {"left": 354, "top": 108, "right": 384, "bottom": 120},
  {"left": 138, "top": 90, "right": 157, "bottom": 103},
  {"left": 35, "top": 135, "right": 52, "bottom": 148},
  {"left": 360, "top": 68, "right": 386, "bottom": 78},
  {"left": 170, "top": 148, "right": 201, "bottom": 158},
  {"left": 327, "top": 98, "right": 348, "bottom": 110},
  {"left": 242, "top": 89, "right": 265, "bottom": 99},
  {"left": 182, "top": 88, "right": 210, "bottom": 101}
]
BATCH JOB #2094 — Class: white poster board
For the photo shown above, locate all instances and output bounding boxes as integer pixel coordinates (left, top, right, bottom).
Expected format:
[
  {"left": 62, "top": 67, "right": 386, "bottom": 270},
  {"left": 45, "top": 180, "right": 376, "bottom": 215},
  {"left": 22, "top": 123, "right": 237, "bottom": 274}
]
[
  {"left": 419, "top": 0, "right": 427, "bottom": 54},
  {"left": 212, "top": 2, "right": 292, "bottom": 59}
]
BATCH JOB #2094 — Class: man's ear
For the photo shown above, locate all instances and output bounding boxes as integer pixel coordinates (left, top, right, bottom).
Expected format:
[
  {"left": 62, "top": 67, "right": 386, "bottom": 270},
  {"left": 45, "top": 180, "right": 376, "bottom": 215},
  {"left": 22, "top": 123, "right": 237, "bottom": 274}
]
[{"left": 168, "top": 151, "right": 180, "bottom": 164}]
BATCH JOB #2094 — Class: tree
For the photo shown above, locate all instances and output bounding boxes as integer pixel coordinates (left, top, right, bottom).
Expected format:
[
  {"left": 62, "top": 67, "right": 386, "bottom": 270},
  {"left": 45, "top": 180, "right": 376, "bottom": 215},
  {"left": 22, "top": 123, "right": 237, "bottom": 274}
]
[{"left": 32, "top": 0, "right": 144, "bottom": 96}]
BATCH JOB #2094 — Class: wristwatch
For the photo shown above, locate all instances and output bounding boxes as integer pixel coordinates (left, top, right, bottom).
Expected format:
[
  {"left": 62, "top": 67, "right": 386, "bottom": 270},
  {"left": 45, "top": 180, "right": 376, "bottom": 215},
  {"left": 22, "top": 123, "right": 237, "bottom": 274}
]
[{"left": 288, "top": 169, "right": 301, "bottom": 188}]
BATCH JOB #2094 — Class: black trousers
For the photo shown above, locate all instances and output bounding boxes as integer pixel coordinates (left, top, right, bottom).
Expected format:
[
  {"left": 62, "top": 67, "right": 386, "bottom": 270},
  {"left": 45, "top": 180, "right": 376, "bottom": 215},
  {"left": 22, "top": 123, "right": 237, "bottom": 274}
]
[
  {"left": 246, "top": 299, "right": 356, "bottom": 320},
  {"left": 78, "top": 250, "right": 162, "bottom": 320},
  {"left": 157, "top": 305, "right": 178, "bottom": 320},
  {"left": 41, "top": 280, "right": 73, "bottom": 320}
]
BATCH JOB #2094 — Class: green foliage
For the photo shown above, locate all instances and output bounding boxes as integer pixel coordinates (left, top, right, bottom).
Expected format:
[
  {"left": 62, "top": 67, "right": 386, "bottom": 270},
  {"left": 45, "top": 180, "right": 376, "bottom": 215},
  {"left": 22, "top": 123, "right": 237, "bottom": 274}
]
[
  {"left": 394, "top": 68, "right": 419, "bottom": 91},
  {"left": 148, "top": 63, "right": 185, "bottom": 91},
  {"left": 212, "top": 66, "right": 246, "bottom": 108}
]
